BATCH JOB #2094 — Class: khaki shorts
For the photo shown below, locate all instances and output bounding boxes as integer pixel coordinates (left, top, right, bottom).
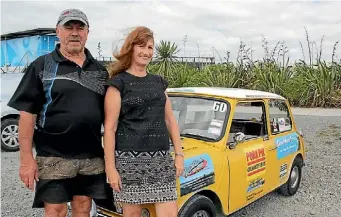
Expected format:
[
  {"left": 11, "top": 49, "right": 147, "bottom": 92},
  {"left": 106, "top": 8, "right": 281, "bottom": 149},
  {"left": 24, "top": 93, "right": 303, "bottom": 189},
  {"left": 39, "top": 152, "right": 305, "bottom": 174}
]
[
  {"left": 36, "top": 156, "right": 105, "bottom": 180},
  {"left": 33, "top": 156, "right": 108, "bottom": 208}
]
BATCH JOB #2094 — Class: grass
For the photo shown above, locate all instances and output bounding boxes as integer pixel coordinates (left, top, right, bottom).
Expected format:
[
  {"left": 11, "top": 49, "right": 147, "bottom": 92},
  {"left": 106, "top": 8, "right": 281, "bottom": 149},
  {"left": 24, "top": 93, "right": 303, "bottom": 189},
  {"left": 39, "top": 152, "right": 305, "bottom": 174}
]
[{"left": 146, "top": 29, "right": 340, "bottom": 108}]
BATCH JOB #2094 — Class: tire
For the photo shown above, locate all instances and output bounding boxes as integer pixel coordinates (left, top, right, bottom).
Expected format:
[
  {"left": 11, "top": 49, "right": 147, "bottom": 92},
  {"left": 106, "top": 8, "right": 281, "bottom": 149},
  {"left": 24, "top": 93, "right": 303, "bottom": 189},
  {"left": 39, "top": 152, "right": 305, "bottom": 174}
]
[
  {"left": 278, "top": 156, "right": 303, "bottom": 196},
  {"left": 1, "top": 118, "right": 20, "bottom": 152},
  {"left": 179, "top": 194, "right": 216, "bottom": 217}
]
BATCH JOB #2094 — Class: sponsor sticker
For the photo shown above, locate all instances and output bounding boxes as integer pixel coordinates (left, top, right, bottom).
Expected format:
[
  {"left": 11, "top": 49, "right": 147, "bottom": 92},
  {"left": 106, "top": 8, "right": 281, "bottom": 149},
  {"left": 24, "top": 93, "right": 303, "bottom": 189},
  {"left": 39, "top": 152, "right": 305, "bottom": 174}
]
[
  {"left": 208, "top": 119, "right": 224, "bottom": 135},
  {"left": 247, "top": 177, "right": 265, "bottom": 193},
  {"left": 280, "top": 163, "right": 288, "bottom": 179},
  {"left": 275, "top": 132, "right": 299, "bottom": 159},
  {"left": 245, "top": 147, "right": 266, "bottom": 177},
  {"left": 180, "top": 154, "right": 215, "bottom": 196},
  {"left": 212, "top": 101, "right": 228, "bottom": 112},
  {"left": 278, "top": 117, "right": 291, "bottom": 131},
  {"left": 246, "top": 189, "right": 263, "bottom": 201}
]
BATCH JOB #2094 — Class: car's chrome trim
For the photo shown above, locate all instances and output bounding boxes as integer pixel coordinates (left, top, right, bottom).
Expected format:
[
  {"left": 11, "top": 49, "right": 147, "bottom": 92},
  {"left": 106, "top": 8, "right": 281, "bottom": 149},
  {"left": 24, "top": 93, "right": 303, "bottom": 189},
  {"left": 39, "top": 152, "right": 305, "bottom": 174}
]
[{"left": 96, "top": 205, "right": 122, "bottom": 216}]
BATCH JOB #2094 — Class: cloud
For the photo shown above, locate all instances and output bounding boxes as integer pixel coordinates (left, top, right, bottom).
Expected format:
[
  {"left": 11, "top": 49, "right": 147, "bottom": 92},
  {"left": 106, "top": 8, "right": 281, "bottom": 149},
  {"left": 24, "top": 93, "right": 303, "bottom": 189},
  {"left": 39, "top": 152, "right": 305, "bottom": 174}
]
[{"left": 1, "top": 0, "right": 340, "bottom": 64}]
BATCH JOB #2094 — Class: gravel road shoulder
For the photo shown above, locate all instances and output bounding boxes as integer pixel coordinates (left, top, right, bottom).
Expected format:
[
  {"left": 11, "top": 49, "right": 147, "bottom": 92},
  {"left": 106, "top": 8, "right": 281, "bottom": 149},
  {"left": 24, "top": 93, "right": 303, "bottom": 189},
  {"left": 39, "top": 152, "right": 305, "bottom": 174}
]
[
  {"left": 227, "top": 115, "right": 341, "bottom": 217},
  {"left": 1, "top": 115, "right": 341, "bottom": 217}
]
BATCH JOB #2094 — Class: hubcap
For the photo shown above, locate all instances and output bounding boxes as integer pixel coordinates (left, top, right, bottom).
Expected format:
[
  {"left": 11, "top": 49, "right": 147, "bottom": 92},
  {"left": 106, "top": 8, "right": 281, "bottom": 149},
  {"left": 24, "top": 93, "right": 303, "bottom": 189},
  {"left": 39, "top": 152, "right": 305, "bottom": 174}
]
[
  {"left": 1, "top": 124, "right": 19, "bottom": 148},
  {"left": 290, "top": 166, "right": 299, "bottom": 189},
  {"left": 192, "top": 210, "right": 210, "bottom": 217}
]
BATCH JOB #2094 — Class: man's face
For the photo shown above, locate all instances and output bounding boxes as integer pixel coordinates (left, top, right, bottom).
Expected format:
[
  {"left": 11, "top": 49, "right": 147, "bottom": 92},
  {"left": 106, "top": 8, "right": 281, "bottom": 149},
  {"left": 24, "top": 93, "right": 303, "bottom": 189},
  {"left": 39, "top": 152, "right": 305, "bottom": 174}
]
[{"left": 56, "top": 21, "right": 89, "bottom": 54}]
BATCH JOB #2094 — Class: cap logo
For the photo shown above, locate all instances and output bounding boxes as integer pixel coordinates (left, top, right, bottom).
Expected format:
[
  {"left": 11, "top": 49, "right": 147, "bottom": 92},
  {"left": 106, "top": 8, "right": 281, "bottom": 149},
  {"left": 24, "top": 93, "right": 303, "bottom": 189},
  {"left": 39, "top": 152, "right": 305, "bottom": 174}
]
[{"left": 57, "top": 9, "right": 89, "bottom": 26}]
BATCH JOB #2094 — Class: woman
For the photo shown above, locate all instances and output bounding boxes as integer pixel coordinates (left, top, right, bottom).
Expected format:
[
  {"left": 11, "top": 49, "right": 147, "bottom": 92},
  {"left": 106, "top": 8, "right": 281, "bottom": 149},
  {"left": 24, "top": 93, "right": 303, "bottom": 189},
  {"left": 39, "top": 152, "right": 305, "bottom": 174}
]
[{"left": 103, "top": 26, "right": 184, "bottom": 217}]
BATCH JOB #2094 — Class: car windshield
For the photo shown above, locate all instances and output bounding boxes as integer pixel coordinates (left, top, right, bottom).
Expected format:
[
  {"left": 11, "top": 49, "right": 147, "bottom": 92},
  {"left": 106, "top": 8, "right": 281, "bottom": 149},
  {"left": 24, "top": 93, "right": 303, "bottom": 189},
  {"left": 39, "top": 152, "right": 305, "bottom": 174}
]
[{"left": 169, "top": 95, "right": 229, "bottom": 140}]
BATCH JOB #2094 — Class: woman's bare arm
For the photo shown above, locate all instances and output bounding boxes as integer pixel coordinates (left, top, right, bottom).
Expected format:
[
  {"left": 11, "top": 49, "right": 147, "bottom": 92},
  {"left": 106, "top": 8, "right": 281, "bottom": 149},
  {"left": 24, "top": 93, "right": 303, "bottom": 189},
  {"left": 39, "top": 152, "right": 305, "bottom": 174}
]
[
  {"left": 164, "top": 93, "right": 183, "bottom": 155},
  {"left": 103, "top": 86, "right": 121, "bottom": 171}
]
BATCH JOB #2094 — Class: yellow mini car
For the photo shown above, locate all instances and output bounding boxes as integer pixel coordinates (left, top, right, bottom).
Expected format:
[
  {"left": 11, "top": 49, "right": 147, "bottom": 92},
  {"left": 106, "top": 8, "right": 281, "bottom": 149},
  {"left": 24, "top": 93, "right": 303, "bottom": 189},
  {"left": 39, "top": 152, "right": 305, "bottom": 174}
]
[{"left": 94, "top": 87, "right": 306, "bottom": 217}]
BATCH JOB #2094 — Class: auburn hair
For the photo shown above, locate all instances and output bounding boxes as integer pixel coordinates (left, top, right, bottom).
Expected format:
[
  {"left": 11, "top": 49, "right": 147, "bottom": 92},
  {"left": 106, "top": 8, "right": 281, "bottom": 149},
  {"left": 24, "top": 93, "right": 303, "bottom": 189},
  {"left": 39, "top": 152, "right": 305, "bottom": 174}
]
[{"left": 108, "top": 26, "right": 154, "bottom": 78}]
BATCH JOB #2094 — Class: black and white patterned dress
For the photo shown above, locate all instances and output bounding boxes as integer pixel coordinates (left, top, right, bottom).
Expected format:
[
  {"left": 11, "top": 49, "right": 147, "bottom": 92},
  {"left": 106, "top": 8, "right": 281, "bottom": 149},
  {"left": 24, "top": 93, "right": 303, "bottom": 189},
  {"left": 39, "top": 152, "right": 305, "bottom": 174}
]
[{"left": 107, "top": 71, "right": 177, "bottom": 204}]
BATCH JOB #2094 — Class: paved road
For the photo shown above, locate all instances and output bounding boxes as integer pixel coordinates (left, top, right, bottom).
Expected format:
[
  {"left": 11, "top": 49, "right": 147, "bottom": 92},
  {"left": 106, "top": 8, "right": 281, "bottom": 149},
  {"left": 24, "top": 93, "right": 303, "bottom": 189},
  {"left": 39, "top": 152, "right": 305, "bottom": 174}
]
[{"left": 291, "top": 107, "right": 341, "bottom": 116}]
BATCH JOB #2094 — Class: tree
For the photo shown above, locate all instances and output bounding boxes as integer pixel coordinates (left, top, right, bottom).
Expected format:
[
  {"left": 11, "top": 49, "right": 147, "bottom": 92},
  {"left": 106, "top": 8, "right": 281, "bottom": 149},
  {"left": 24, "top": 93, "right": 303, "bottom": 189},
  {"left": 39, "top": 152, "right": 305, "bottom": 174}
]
[{"left": 154, "top": 40, "right": 180, "bottom": 78}]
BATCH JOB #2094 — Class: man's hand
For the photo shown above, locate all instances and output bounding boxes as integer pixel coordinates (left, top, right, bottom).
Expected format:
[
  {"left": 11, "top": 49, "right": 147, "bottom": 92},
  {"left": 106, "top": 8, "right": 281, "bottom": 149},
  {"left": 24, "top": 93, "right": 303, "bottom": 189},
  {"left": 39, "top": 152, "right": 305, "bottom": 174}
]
[{"left": 19, "top": 156, "right": 39, "bottom": 191}]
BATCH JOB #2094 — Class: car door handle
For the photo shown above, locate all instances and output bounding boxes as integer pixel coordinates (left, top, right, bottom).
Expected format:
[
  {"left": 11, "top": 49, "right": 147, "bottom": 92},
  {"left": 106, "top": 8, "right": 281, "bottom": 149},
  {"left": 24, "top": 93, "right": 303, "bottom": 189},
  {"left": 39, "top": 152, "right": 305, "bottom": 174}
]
[{"left": 268, "top": 146, "right": 277, "bottom": 151}]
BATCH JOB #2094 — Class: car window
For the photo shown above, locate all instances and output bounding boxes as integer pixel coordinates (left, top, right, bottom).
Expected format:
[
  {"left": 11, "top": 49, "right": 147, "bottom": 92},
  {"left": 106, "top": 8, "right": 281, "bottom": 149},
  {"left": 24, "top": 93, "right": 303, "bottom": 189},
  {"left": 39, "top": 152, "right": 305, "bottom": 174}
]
[
  {"left": 228, "top": 101, "right": 268, "bottom": 143},
  {"left": 1, "top": 73, "right": 24, "bottom": 102},
  {"left": 268, "top": 100, "right": 292, "bottom": 134},
  {"left": 169, "top": 96, "right": 229, "bottom": 140}
]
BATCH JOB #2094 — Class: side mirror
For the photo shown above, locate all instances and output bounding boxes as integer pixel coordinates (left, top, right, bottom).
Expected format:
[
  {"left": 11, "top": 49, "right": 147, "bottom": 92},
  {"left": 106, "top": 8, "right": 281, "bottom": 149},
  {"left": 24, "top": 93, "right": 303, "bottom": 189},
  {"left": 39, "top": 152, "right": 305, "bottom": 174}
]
[{"left": 229, "top": 132, "right": 246, "bottom": 149}]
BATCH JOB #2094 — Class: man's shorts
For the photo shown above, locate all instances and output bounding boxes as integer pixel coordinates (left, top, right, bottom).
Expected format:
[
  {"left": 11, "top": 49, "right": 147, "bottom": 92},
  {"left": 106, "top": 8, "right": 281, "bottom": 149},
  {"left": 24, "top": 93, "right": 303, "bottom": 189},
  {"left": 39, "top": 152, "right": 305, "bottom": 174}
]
[{"left": 32, "top": 156, "right": 108, "bottom": 208}]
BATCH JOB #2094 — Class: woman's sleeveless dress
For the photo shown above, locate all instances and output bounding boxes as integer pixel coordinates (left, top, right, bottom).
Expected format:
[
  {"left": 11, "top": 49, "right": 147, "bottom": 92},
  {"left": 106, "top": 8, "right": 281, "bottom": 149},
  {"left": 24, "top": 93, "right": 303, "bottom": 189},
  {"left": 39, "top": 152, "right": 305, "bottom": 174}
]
[{"left": 107, "top": 71, "right": 177, "bottom": 204}]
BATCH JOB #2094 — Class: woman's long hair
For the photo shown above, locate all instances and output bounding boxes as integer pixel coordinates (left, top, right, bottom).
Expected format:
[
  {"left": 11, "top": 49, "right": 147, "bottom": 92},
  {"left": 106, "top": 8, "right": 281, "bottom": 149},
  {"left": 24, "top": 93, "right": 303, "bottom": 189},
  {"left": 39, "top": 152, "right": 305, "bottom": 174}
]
[{"left": 108, "top": 26, "right": 154, "bottom": 78}]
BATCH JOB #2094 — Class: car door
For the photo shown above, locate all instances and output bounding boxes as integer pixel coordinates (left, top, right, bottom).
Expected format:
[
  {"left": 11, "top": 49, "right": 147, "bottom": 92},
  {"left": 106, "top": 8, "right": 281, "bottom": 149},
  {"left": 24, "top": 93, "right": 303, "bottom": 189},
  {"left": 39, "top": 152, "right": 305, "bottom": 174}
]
[
  {"left": 226, "top": 100, "right": 274, "bottom": 213},
  {"left": 266, "top": 99, "right": 300, "bottom": 188}
]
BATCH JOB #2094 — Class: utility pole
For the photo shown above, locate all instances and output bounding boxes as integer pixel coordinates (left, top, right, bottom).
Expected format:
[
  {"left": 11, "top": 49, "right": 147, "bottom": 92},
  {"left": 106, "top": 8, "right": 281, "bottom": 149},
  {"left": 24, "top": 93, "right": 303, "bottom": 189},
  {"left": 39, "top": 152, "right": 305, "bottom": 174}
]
[{"left": 183, "top": 35, "right": 187, "bottom": 58}]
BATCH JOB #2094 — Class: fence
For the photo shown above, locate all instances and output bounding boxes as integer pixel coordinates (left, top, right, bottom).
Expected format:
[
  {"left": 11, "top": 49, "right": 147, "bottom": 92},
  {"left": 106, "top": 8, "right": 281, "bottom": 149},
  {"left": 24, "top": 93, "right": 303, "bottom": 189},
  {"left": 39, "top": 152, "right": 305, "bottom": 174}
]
[{"left": 96, "top": 56, "right": 215, "bottom": 69}]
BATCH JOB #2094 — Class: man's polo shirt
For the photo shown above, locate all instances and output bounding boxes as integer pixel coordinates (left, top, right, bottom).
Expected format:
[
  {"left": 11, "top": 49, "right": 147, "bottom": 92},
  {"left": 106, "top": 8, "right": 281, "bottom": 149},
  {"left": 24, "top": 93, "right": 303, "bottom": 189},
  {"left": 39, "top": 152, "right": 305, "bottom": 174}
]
[{"left": 8, "top": 45, "right": 109, "bottom": 159}]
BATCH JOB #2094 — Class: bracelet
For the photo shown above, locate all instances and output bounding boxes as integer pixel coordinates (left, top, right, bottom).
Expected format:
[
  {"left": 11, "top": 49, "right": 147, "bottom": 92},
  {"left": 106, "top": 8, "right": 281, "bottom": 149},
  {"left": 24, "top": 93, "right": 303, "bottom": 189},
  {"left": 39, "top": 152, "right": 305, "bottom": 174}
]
[{"left": 175, "top": 152, "right": 184, "bottom": 157}]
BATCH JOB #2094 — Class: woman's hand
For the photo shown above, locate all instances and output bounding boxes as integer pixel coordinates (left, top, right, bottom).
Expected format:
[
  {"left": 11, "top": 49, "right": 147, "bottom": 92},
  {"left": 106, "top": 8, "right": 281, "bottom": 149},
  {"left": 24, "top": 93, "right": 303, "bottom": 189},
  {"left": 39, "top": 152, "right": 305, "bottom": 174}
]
[
  {"left": 106, "top": 168, "right": 122, "bottom": 192},
  {"left": 175, "top": 155, "right": 185, "bottom": 177}
]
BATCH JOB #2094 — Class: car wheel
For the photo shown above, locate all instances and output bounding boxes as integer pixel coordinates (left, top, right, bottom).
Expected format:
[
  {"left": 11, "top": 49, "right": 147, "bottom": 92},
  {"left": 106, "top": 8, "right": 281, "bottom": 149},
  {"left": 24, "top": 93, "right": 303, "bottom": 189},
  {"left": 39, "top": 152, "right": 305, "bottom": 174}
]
[
  {"left": 1, "top": 118, "right": 19, "bottom": 152},
  {"left": 278, "top": 156, "right": 303, "bottom": 196},
  {"left": 179, "top": 194, "right": 216, "bottom": 217}
]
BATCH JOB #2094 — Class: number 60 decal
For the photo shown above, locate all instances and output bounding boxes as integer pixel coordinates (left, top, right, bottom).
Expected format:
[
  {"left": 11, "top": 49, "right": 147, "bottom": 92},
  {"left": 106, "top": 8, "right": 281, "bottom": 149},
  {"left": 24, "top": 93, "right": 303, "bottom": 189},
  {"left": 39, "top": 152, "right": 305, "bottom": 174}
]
[{"left": 212, "top": 101, "right": 227, "bottom": 112}]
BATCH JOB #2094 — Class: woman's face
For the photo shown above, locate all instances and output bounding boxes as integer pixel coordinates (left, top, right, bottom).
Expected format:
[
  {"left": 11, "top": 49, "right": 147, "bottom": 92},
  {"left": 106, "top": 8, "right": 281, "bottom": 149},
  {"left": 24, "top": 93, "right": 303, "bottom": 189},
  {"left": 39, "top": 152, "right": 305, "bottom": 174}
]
[{"left": 131, "top": 39, "right": 154, "bottom": 67}]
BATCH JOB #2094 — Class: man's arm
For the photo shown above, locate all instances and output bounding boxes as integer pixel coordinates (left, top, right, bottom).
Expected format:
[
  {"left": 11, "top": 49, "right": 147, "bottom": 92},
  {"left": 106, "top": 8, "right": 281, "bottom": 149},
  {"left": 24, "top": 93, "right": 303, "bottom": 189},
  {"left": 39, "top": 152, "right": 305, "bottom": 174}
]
[
  {"left": 19, "top": 111, "right": 36, "bottom": 161},
  {"left": 18, "top": 111, "right": 39, "bottom": 190},
  {"left": 7, "top": 59, "right": 45, "bottom": 191}
]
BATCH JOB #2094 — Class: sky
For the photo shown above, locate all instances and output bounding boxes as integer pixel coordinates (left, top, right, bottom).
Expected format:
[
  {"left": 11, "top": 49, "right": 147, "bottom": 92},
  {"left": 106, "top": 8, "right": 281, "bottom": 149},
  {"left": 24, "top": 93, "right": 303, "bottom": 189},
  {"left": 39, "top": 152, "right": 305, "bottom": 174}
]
[{"left": 1, "top": 0, "right": 340, "bottom": 64}]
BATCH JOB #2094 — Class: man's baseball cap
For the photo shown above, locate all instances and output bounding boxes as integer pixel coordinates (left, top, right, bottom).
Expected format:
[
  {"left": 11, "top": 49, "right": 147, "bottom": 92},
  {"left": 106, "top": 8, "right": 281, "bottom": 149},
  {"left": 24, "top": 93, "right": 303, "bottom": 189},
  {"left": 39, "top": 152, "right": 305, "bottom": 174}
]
[{"left": 57, "top": 9, "right": 89, "bottom": 26}]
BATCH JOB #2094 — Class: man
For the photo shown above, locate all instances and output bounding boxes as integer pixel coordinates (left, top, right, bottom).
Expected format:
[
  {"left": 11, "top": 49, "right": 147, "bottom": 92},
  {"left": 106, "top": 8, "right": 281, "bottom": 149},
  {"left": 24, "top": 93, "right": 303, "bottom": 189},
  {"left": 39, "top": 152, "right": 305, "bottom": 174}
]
[{"left": 8, "top": 8, "right": 108, "bottom": 217}]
